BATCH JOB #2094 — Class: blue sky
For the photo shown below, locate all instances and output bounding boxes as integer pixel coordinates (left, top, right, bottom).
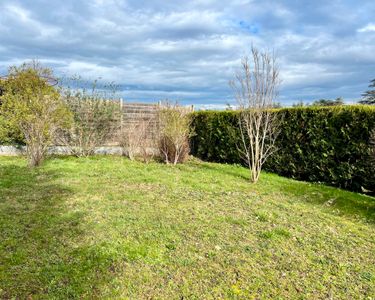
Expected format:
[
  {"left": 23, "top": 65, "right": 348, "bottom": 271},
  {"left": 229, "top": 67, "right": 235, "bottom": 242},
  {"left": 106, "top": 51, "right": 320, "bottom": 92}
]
[{"left": 0, "top": 0, "right": 374, "bottom": 108}]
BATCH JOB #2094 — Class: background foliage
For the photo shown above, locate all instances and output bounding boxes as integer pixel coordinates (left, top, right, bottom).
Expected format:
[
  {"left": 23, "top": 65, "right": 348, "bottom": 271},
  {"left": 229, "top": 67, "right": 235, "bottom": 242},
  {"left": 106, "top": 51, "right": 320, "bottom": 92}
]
[
  {"left": 360, "top": 78, "right": 375, "bottom": 105},
  {"left": 58, "top": 79, "right": 120, "bottom": 157},
  {"left": 190, "top": 106, "right": 375, "bottom": 193},
  {"left": 0, "top": 114, "right": 24, "bottom": 145}
]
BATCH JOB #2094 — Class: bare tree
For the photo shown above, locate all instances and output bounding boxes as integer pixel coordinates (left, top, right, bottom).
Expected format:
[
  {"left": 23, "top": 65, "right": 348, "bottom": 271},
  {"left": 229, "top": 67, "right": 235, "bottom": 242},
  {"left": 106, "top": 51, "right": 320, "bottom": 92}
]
[{"left": 230, "top": 47, "right": 281, "bottom": 183}]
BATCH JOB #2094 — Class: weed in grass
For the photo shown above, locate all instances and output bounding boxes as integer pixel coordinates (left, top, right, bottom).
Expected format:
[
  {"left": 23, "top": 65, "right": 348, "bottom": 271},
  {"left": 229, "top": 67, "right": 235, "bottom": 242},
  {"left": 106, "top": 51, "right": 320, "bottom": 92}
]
[{"left": 259, "top": 228, "right": 292, "bottom": 240}]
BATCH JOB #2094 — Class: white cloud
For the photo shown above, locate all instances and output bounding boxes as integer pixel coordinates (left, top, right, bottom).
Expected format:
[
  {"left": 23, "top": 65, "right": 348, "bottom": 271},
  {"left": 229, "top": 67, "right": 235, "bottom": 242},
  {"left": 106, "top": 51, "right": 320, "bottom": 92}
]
[
  {"left": 3, "top": 4, "right": 61, "bottom": 38},
  {"left": 358, "top": 23, "right": 375, "bottom": 33},
  {"left": 0, "top": 0, "right": 374, "bottom": 106}
]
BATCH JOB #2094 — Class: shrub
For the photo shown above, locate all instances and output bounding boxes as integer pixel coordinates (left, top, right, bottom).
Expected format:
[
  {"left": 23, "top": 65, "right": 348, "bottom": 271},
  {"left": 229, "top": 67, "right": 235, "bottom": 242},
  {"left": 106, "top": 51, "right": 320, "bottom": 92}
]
[
  {"left": 158, "top": 103, "right": 193, "bottom": 165},
  {"left": 119, "top": 115, "right": 158, "bottom": 163},
  {"left": 57, "top": 79, "right": 120, "bottom": 156},
  {"left": 159, "top": 134, "right": 190, "bottom": 164},
  {"left": 0, "top": 62, "right": 70, "bottom": 167},
  {"left": 190, "top": 106, "right": 375, "bottom": 193}
]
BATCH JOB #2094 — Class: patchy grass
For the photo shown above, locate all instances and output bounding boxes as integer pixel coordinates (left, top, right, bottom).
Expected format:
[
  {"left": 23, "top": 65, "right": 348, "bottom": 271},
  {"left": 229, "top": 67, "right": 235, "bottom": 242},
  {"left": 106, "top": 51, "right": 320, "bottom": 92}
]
[{"left": 0, "top": 156, "right": 374, "bottom": 299}]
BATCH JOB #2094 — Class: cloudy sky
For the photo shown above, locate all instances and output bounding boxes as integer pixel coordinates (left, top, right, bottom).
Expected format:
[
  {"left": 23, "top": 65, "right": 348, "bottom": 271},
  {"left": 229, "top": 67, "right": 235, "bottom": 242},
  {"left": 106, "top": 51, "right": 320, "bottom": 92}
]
[{"left": 0, "top": 0, "right": 374, "bottom": 107}]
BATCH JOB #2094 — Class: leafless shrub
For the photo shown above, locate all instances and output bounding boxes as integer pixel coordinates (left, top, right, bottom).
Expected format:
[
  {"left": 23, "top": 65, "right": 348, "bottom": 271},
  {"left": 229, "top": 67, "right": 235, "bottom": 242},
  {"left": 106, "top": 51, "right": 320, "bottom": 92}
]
[
  {"left": 230, "top": 46, "right": 281, "bottom": 183},
  {"left": 119, "top": 115, "right": 157, "bottom": 163},
  {"left": 159, "top": 134, "right": 190, "bottom": 164},
  {"left": 158, "top": 102, "right": 193, "bottom": 165}
]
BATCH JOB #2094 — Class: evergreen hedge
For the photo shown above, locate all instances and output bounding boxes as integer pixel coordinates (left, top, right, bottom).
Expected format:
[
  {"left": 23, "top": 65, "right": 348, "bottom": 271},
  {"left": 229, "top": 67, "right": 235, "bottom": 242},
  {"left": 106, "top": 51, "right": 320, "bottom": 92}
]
[{"left": 190, "top": 106, "right": 375, "bottom": 193}]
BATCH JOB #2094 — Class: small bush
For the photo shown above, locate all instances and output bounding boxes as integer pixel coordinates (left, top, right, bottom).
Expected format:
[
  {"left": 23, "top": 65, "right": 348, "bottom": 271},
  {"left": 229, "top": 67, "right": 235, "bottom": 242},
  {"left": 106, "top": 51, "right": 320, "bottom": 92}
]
[
  {"left": 119, "top": 117, "right": 158, "bottom": 163},
  {"left": 159, "top": 134, "right": 190, "bottom": 164},
  {"left": 158, "top": 103, "right": 193, "bottom": 165},
  {"left": 0, "top": 62, "right": 70, "bottom": 167}
]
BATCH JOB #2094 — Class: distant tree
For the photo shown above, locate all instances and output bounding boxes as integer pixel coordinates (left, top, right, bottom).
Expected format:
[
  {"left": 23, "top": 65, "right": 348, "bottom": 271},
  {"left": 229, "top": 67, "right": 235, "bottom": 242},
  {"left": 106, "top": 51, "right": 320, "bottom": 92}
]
[
  {"left": 292, "top": 100, "right": 309, "bottom": 107},
  {"left": 0, "top": 62, "right": 71, "bottom": 167},
  {"left": 312, "top": 97, "right": 344, "bottom": 106},
  {"left": 359, "top": 79, "right": 375, "bottom": 105},
  {"left": 225, "top": 103, "right": 234, "bottom": 110}
]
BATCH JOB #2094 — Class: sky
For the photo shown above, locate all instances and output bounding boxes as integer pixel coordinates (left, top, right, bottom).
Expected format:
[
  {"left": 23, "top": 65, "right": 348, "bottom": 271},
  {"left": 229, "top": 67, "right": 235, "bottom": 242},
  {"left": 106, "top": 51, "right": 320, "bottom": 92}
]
[{"left": 0, "top": 0, "right": 374, "bottom": 108}]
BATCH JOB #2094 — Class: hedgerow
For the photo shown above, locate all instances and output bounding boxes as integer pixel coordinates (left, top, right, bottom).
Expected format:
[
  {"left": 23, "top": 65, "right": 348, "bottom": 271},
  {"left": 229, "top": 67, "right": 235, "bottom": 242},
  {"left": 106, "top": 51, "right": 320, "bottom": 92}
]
[{"left": 190, "top": 106, "right": 375, "bottom": 193}]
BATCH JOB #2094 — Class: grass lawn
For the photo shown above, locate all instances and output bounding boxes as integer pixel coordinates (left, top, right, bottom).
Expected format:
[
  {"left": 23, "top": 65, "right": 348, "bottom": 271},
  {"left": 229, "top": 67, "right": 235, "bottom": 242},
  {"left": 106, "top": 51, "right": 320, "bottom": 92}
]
[{"left": 0, "top": 156, "right": 374, "bottom": 299}]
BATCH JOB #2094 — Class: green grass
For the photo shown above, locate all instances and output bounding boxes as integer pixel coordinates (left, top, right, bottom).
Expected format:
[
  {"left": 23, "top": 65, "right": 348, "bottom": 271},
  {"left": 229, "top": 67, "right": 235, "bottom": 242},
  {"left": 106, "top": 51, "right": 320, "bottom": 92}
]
[{"left": 0, "top": 156, "right": 374, "bottom": 299}]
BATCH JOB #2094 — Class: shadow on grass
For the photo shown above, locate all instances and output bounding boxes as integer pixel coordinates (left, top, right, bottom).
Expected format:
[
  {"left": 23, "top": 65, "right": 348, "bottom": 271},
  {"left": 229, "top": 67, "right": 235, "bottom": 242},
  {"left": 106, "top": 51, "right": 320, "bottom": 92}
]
[
  {"left": 272, "top": 176, "right": 375, "bottom": 223},
  {"left": 195, "top": 161, "right": 249, "bottom": 181},
  {"left": 193, "top": 160, "right": 375, "bottom": 223},
  {"left": 0, "top": 162, "right": 120, "bottom": 299}
]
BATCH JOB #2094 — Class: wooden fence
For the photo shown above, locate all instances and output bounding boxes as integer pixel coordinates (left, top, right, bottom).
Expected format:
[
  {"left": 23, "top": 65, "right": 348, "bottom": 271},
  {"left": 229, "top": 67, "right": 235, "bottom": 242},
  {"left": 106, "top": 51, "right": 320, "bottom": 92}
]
[
  {"left": 108, "top": 100, "right": 194, "bottom": 145},
  {"left": 0, "top": 100, "right": 194, "bottom": 154}
]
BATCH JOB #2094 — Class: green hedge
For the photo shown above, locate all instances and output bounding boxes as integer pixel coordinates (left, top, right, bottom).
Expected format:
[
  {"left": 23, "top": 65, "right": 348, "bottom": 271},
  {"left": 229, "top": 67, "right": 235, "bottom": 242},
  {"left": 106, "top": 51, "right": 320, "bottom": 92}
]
[{"left": 190, "top": 106, "right": 375, "bottom": 193}]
